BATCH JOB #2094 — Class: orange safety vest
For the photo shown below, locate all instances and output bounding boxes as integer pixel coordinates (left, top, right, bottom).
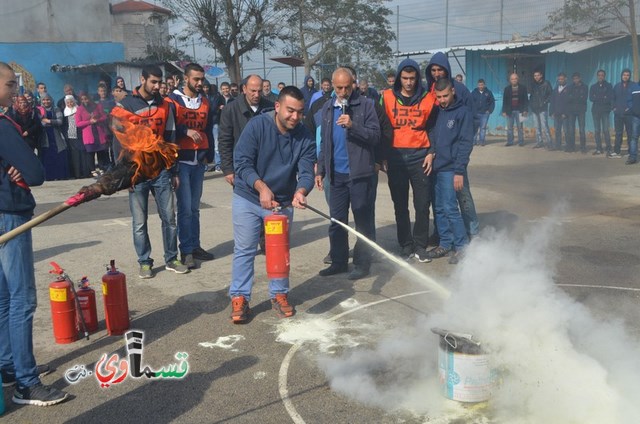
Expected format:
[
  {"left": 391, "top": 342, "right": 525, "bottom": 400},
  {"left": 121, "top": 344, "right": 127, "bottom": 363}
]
[
  {"left": 382, "top": 89, "right": 435, "bottom": 149},
  {"left": 110, "top": 101, "right": 171, "bottom": 138},
  {"left": 168, "top": 96, "right": 210, "bottom": 150}
]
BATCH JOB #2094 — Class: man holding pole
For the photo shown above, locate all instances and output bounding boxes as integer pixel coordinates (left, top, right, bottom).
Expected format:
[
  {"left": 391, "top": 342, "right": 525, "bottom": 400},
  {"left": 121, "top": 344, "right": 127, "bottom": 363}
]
[{"left": 0, "top": 62, "right": 68, "bottom": 406}]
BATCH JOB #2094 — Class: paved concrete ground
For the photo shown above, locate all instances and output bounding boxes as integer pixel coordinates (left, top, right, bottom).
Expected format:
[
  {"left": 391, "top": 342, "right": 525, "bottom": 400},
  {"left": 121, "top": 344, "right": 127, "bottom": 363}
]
[{"left": 2, "top": 137, "right": 639, "bottom": 423}]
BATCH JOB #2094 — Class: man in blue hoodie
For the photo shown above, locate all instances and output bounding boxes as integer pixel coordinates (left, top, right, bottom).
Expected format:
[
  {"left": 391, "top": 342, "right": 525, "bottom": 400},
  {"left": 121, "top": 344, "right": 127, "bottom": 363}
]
[
  {"left": 0, "top": 62, "right": 68, "bottom": 406},
  {"left": 611, "top": 69, "right": 634, "bottom": 158},
  {"left": 300, "top": 75, "right": 317, "bottom": 114},
  {"left": 426, "top": 52, "right": 479, "bottom": 240},
  {"left": 379, "top": 58, "right": 437, "bottom": 261},
  {"left": 427, "top": 78, "right": 473, "bottom": 264},
  {"left": 229, "top": 86, "right": 316, "bottom": 323}
]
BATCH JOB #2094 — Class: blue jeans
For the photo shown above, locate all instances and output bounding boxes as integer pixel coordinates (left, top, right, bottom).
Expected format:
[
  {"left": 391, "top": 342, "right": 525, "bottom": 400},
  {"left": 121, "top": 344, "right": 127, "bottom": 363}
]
[
  {"left": 532, "top": 110, "right": 552, "bottom": 146},
  {"left": 229, "top": 194, "right": 293, "bottom": 301},
  {"left": 474, "top": 113, "right": 489, "bottom": 145},
  {"left": 456, "top": 171, "right": 479, "bottom": 236},
  {"left": 328, "top": 173, "right": 376, "bottom": 268},
  {"left": 630, "top": 115, "right": 640, "bottom": 161},
  {"left": 506, "top": 111, "right": 524, "bottom": 145},
  {"left": 129, "top": 169, "right": 178, "bottom": 265},
  {"left": 0, "top": 213, "right": 39, "bottom": 388},
  {"left": 176, "top": 162, "right": 206, "bottom": 255},
  {"left": 212, "top": 124, "right": 220, "bottom": 167},
  {"left": 592, "top": 110, "right": 612, "bottom": 153},
  {"left": 434, "top": 171, "right": 468, "bottom": 250}
]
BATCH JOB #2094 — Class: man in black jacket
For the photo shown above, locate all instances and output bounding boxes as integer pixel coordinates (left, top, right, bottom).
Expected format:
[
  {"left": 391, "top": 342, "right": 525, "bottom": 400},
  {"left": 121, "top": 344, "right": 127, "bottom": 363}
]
[
  {"left": 529, "top": 70, "right": 553, "bottom": 149},
  {"left": 501, "top": 73, "right": 528, "bottom": 146},
  {"left": 567, "top": 72, "right": 588, "bottom": 153},
  {"left": 218, "top": 75, "right": 274, "bottom": 187},
  {"left": 589, "top": 70, "right": 614, "bottom": 155}
]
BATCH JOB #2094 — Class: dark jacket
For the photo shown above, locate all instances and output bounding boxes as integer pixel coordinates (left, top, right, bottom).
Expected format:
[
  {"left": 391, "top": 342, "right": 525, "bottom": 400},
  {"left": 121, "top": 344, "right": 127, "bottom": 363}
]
[
  {"left": 208, "top": 92, "right": 225, "bottom": 125},
  {"left": 613, "top": 70, "right": 633, "bottom": 115},
  {"left": 300, "top": 75, "right": 317, "bottom": 113},
  {"left": 425, "top": 52, "right": 471, "bottom": 109},
  {"left": 550, "top": 84, "right": 570, "bottom": 116},
  {"left": 7, "top": 107, "right": 43, "bottom": 151},
  {"left": 316, "top": 91, "right": 381, "bottom": 181},
  {"left": 233, "top": 111, "right": 315, "bottom": 207},
  {"left": 168, "top": 90, "right": 215, "bottom": 163},
  {"left": 628, "top": 82, "right": 640, "bottom": 117},
  {"left": 566, "top": 82, "right": 588, "bottom": 114},
  {"left": 218, "top": 96, "right": 274, "bottom": 175},
  {"left": 0, "top": 116, "right": 45, "bottom": 215},
  {"left": 501, "top": 84, "right": 529, "bottom": 114},
  {"left": 529, "top": 79, "right": 553, "bottom": 113},
  {"left": 471, "top": 87, "right": 495, "bottom": 115},
  {"left": 432, "top": 95, "right": 473, "bottom": 175},
  {"left": 589, "top": 81, "right": 614, "bottom": 113}
]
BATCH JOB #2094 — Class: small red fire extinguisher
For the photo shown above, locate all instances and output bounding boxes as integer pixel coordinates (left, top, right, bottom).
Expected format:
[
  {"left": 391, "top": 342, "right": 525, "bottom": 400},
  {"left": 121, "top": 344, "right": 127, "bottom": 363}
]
[
  {"left": 49, "top": 265, "right": 77, "bottom": 344},
  {"left": 264, "top": 209, "right": 290, "bottom": 279},
  {"left": 102, "top": 259, "right": 129, "bottom": 336},
  {"left": 76, "top": 276, "right": 98, "bottom": 333}
]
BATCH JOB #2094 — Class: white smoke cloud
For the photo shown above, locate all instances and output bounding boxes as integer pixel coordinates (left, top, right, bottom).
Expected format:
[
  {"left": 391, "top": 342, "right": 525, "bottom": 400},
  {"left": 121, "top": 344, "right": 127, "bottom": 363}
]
[{"left": 318, "top": 220, "right": 640, "bottom": 423}]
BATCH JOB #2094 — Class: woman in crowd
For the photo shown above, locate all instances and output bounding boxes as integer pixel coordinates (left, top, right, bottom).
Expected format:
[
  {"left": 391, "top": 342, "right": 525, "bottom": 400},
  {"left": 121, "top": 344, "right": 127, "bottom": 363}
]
[
  {"left": 40, "top": 94, "right": 69, "bottom": 180},
  {"left": 115, "top": 76, "right": 130, "bottom": 95},
  {"left": 7, "top": 95, "right": 43, "bottom": 153},
  {"left": 76, "top": 92, "right": 109, "bottom": 174},
  {"left": 63, "top": 95, "right": 91, "bottom": 179}
]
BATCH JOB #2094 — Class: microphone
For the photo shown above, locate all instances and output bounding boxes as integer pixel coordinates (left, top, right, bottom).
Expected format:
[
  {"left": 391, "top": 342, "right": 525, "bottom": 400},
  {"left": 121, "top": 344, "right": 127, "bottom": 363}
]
[{"left": 339, "top": 98, "right": 348, "bottom": 128}]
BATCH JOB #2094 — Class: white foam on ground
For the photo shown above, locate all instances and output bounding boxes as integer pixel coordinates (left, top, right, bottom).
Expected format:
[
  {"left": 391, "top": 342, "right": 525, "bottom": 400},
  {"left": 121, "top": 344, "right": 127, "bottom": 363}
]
[
  {"left": 275, "top": 318, "right": 381, "bottom": 353},
  {"left": 318, "top": 219, "right": 640, "bottom": 423},
  {"left": 199, "top": 335, "right": 246, "bottom": 352},
  {"left": 253, "top": 371, "right": 267, "bottom": 380},
  {"left": 339, "top": 298, "right": 360, "bottom": 309}
]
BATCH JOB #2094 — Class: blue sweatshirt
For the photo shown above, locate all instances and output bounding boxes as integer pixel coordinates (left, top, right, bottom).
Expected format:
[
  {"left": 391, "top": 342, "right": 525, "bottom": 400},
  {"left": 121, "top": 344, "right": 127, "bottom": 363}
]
[
  {"left": 426, "top": 52, "right": 472, "bottom": 109},
  {"left": 432, "top": 95, "right": 473, "bottom": 175},
  {"left": 613, "top": 69, "right": 634, "bottom": 115},
  {"left": 0, "top": 117, "right": 45, "bottom": 215},
  {"left": 233, "top": 111, "right": 316, "bottom": 207}
]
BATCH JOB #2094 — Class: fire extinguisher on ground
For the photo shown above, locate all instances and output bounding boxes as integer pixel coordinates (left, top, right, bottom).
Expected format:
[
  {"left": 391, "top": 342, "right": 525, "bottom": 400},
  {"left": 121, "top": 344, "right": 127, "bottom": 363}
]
[
  {"left": 264, "top": 208, "right": 290, "bottom": 279},
  {"left": 49, "top": 267, "right": 77, "bottom": 344},
  {"left": 76, "top": 276, "right": 98, "bottom": 333},
  {"left": 102, "top": 259, "right": 129, "bottom": 336}
]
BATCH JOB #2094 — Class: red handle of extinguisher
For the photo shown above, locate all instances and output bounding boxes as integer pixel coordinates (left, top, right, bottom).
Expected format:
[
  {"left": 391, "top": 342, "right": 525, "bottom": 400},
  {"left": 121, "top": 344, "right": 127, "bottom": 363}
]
[{"left": 49, "top": 261, "right": 64, "bottom": 275}]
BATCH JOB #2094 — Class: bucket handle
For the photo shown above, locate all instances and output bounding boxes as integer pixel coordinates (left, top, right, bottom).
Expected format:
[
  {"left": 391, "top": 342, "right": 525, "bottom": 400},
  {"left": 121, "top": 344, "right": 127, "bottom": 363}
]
[{"left": 444, "top": 333, "right": 458, "bottom": 349}]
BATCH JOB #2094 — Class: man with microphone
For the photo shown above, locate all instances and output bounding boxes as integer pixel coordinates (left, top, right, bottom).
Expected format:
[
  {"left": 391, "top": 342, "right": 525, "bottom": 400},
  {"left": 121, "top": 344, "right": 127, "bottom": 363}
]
[{"left": 315, "top": 68, "right": 380, "bottom": 280}]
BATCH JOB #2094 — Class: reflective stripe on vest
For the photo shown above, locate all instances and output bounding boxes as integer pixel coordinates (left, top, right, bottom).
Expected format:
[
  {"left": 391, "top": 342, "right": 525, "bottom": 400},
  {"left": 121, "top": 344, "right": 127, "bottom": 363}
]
[
  {"left": 110, "top": 101, "right": 170, "bottom": 137},
  {"left": 169, "top": 96, "right": 210, "bottom": 150},
  {"left": 382, "top": 89, "right": 435, "bottom": 149}
]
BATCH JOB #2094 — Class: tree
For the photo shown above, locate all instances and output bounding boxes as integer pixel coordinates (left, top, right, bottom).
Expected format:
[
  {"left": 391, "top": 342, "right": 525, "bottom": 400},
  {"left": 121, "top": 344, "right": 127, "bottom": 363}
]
[
  {"left": 544, "top": 0, "right": 639, "bottom": 80},
  {"left": 164, "top": 0, "right": 283, "bottom": 83},
  {"left": 276, "top": 0, "right": 396, "bottom": 77}
]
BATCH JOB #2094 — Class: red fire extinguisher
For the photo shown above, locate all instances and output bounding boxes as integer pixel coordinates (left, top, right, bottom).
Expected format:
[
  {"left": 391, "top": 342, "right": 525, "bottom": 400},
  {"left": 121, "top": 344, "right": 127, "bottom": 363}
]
[
  {"left": 76, "top": 276, "right": 98, "bottom": 333},
  {"left": 49, "top": 265, "right": 77, "bottom": 344},
  {"left": 264, "top": 210, "right": 290, "bottom": 279},
  {"left": 102, "top": 259, "right": 129, "bottom": 336}
]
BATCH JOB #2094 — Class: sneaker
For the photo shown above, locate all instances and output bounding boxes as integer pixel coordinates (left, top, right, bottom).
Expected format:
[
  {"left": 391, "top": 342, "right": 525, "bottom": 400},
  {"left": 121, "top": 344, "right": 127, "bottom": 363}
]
[
  {"left": 426, "top": 246, "right": 452, "bottom": 260},
  {"left": 139, "top": 264, "right": 154, "bottom": 279},
  {"left": 505, "top": 142, "right": 514, "bottom": 146},
  {"left": 12, "top": 383, "right": 69, "bottom": 406},
  {"left": 592, "top": 150, "right": 602, "bottom": 155},
  {"left": 448, "top": 250, "right": 464, "bottom": 265},
  {"left": 192, "top": 247, "right": 214, "bottom": 261},
  {"left": 165, "top": 259, "right": 190, "bottom": 274},
  {"left": 348, "top": 266, "right": 370, "bottom": 280},
  {"left": 272, "top": 293, "right": 295, "bottom": 318},
  {"left": 400, "top": 246, "right": 415, "bottom": 261},
  {"left": 230, "top": 296, "right": 250, "bottom": 323},
  {"left": 318, "top": 263, "right": 348, "bottom": 276},
  {"left": 2, "top": 365, "right": 52, "bottom": 388},
  {"left": 533, "top": 143, "right": 543, "bottom": 149},
  {"left": 181, "top": 253, "right": 196, "bottom": 269},
  {"left": 625, "top": 159, "right": 637, "bottom": 165},
  {"left": 414, "top": 248, "right": 432, "bottom": 263},
  {"left": 608, "top": 152, "right": 621, "bottom": 158}
]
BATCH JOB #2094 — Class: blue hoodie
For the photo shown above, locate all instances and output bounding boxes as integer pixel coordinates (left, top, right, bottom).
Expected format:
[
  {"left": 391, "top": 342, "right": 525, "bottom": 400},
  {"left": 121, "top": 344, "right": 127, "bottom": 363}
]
[
  {"left": 233, "top": 111, "right": 316, "bottom": 207},
  {"left": 300, "top": 75, "right": 317, "bottom": 113},
  {"left": 432, "top": 93, "right": 473, "bottom": 175},
  {"left": 426, "top": 52, "right": 471, "bottom": 109}
]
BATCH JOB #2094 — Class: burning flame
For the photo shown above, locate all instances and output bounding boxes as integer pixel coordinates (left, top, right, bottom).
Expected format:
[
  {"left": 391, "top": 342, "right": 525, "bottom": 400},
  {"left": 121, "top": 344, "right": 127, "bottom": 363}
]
[{"left": 111, "top": 120, "right": 178, "bottom": 184}]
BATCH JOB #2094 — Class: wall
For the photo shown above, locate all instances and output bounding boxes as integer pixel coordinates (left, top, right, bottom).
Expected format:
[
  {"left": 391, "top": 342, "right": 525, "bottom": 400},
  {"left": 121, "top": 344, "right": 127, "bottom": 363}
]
[
  {"left": 0, "top": 42, "right": 125, "bottom": 101},
  {"left": 112, "top": 11, "right": 170, "bottom": 61},
  {"left": 0, "top": 0, "right": 112, "bottom": 43}
]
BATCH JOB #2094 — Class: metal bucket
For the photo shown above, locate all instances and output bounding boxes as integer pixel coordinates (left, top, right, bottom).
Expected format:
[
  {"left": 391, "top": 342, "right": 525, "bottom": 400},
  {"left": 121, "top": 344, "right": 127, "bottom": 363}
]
[{"left": 432, "top": 328, "right": 497, "bottom": 403}]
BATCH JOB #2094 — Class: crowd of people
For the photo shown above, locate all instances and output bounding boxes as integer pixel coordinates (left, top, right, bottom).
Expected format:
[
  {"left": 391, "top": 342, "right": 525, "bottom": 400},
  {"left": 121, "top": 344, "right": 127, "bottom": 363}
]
[
  {"left": 2, "top": 53, "right": 636, "bottom": 408},
  {"left": 469, "top": 68, "right": 640, "bottom": 165}
]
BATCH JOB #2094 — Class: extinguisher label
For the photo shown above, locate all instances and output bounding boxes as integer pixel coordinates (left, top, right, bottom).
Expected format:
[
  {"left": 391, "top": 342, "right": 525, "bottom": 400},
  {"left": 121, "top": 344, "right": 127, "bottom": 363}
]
[
  {"left": 102, "top": 282, "right": 108, "bottom": 296},
  {"left": 265, "top": 221, "right": 283, "bottom": 235},
  {"left": 50, "top": 287, "right": 67, "bottom": 302}
]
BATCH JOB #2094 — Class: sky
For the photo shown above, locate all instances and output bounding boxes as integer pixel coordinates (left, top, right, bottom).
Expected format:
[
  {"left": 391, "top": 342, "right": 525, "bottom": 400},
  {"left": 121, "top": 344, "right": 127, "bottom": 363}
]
[{"left": 165, "top": 0, "right": 561, "bottom": 85}]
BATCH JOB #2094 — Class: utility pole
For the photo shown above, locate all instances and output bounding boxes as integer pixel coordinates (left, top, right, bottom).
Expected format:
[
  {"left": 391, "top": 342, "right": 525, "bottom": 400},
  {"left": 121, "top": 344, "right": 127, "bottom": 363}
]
[
  {"left": 445, "top": 0, "right": 449, "bottom": 47},
  {"left": 192, "top": 38, "right": 196, "bottom": 62},
  {"left": 396, "top": 5, "right": 400, "bottom": 66},
  {"left": 262, "top": 34, "right": 266, "bottom": 78},
  {"left": 500, "top": 0, "right": 504, "bottom": 41}
]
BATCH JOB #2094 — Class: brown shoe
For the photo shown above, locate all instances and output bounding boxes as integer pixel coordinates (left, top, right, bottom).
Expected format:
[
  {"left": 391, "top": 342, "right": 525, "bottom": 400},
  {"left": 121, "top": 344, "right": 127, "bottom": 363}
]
[
  {"left": 230, "top": 296, "right": 250, "bottom": 323},
  {"left": 272, "top": 294, "right": 295, "bottom": 318}
]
